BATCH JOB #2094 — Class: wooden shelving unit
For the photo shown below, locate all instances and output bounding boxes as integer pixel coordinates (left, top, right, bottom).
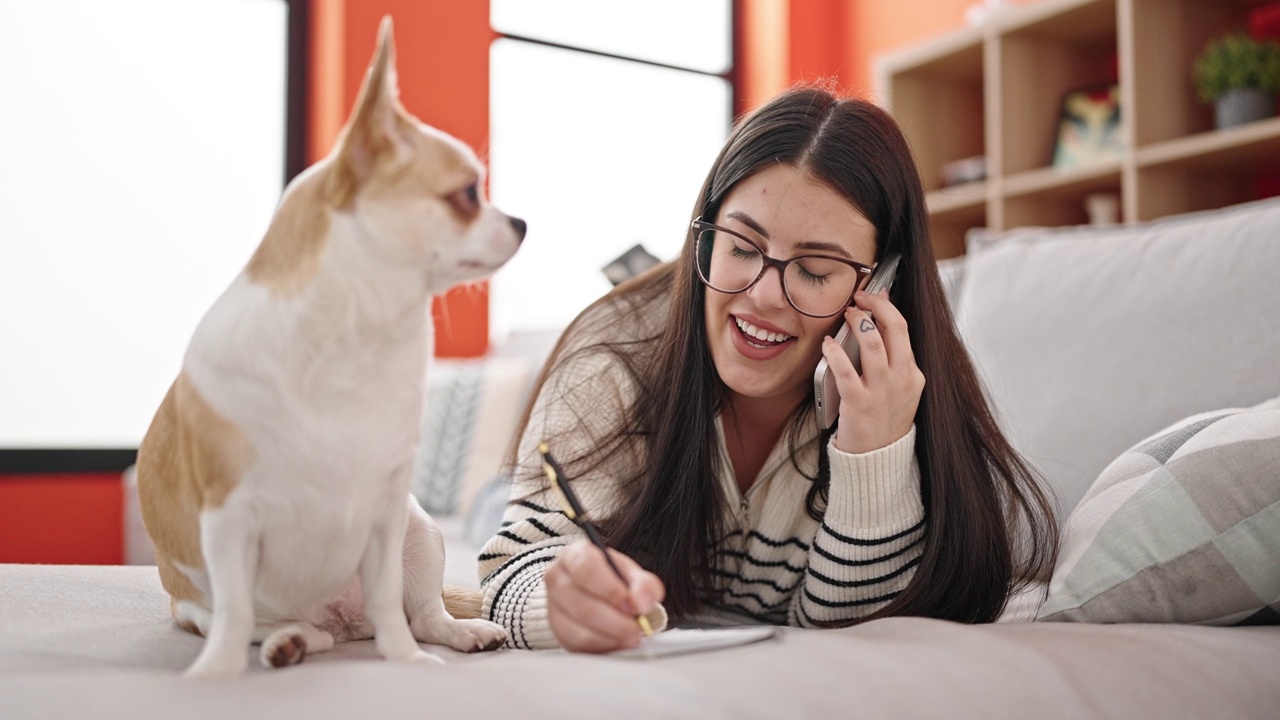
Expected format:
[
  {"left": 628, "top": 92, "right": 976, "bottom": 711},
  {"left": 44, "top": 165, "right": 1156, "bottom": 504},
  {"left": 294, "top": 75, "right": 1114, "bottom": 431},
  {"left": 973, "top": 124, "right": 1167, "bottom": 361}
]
[{"left": 875, "top": 0, "right": 1280, "bottom": 258}]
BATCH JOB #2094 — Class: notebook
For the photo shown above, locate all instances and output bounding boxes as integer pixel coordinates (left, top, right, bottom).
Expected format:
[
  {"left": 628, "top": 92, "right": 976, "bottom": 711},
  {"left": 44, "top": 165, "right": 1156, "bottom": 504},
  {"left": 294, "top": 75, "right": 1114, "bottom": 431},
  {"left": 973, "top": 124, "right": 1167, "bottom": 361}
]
[{"left": 609, "top": 626, "right": 781, "bottom": 659}]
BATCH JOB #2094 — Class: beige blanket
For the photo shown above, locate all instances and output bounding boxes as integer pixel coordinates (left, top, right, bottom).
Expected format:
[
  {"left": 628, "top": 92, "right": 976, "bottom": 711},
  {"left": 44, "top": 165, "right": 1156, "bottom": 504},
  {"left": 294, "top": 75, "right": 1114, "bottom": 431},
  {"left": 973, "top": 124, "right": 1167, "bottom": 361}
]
[{"left": 2, "top": 559, "right": 1279, "bottom": 720}]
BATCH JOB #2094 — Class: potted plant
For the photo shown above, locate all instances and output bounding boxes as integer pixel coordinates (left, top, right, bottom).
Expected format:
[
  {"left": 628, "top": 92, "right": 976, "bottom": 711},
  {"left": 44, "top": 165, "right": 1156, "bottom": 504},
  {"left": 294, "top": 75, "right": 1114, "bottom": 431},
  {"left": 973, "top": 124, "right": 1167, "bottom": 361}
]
[{"left": 1193, "top": 32, "right": 1280, "bottom": 130}]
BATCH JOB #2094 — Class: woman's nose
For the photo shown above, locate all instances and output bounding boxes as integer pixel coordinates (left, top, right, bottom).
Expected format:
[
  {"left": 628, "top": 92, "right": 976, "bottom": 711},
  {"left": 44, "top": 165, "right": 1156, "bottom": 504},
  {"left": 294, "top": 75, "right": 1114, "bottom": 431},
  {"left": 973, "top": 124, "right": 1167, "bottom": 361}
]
[{"left": 746, "top": 265, "right": 789, "bottom": 309}]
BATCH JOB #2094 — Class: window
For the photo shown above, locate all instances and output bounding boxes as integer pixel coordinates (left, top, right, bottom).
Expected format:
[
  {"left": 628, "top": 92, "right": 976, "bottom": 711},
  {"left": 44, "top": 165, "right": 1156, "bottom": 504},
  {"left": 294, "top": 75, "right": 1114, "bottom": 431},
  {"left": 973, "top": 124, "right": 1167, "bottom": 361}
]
[
  {"left": 488, "top": 0, "right": 734, "bottom": 336},
  {"left": 0, "top": 0, "right": 302, "bottom": 462}
]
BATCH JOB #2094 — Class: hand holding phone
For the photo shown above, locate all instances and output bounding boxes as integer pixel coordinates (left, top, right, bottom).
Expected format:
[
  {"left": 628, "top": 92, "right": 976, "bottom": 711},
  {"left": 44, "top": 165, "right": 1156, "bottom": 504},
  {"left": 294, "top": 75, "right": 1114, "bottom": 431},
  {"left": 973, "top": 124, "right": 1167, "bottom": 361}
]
[{"left": 813, "top": 254, "right": 901, "bottom": 430}]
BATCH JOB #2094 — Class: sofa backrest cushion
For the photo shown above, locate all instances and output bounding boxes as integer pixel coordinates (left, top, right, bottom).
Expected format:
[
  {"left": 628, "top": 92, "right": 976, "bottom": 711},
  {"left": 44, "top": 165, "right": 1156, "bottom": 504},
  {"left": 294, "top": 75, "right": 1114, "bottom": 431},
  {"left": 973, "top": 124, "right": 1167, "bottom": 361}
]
[{"left": 954, "top": 197, "right": 1280, "bottom": 519}]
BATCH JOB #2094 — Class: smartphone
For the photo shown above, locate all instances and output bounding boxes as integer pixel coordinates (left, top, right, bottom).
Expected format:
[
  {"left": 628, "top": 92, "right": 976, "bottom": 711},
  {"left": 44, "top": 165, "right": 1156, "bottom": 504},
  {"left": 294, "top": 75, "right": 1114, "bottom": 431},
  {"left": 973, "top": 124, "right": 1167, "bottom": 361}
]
[{"left": 813, "top": 254, "right": 901, "bottom": 430}]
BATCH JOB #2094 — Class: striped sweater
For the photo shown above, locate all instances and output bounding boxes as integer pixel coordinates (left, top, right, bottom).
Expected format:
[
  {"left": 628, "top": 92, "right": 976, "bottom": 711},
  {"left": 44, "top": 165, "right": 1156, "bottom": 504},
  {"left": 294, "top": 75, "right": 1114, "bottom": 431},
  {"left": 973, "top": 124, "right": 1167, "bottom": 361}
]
[{"left": 478, "top": 294, "right": 926, "bottom": 649}]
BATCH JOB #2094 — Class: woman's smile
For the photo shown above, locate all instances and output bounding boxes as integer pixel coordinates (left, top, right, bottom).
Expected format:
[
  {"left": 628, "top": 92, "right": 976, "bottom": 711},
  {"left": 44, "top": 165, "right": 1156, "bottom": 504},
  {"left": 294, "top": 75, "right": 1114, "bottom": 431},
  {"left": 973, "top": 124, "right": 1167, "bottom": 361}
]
[{"left": 704, "top": 163, "right": 877, "bottom": 406}]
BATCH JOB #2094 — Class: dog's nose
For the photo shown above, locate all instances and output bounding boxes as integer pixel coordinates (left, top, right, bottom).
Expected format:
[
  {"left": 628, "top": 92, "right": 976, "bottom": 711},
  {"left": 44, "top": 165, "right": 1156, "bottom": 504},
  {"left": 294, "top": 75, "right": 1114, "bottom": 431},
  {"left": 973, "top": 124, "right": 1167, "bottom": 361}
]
[{"left": 508, "top": 216, "right": 527, "bottom": 242}]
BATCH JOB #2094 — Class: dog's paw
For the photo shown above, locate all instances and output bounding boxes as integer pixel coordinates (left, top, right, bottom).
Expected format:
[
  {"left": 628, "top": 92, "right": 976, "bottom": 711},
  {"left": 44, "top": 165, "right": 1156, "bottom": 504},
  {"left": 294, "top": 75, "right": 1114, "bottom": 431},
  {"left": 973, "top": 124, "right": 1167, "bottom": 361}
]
[
  {"left": 261, "top": 631, "right": 307, "bottom": 668},
  {"left": 415, "top": 617, "right": 507, "bottom": 653}
]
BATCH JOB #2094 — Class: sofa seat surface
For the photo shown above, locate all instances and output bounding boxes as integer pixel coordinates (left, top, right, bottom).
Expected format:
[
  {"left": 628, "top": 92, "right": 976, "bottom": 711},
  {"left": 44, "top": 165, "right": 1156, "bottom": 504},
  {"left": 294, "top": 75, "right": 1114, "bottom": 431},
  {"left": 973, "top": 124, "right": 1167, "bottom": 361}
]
[{"left": 3, "top": 560, "right": 1278, "bottom": 720}]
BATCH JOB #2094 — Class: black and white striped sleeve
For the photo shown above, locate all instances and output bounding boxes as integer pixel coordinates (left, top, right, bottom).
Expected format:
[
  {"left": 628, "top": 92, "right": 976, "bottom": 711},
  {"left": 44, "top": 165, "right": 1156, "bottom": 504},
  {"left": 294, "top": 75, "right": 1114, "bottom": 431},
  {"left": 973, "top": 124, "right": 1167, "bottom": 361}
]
[
  {"left": 791, "top": 426, "right": 926, "bottom": 627},
  {"left": 477, "top": 346, "right": 637, "bottom": 649}
]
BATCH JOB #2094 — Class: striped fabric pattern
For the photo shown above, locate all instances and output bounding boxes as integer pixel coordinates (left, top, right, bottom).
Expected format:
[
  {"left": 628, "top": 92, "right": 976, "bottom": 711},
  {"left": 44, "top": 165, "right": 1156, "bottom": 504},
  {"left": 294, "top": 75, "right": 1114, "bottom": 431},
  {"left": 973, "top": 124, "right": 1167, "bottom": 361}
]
[
  {"left": 1038, "top": 404, "right": 1280, "bottom": 625},
  {"left": 477, "top": 391, "right": 927, "bottom": 648}
]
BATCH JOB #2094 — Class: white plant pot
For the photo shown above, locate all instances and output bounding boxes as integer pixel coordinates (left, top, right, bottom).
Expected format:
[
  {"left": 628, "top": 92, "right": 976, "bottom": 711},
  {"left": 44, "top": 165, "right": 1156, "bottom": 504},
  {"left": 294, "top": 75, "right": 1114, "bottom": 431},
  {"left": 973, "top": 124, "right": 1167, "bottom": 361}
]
[{"left": 1215, "top": 88, "right": 1277, "bottom": 129}]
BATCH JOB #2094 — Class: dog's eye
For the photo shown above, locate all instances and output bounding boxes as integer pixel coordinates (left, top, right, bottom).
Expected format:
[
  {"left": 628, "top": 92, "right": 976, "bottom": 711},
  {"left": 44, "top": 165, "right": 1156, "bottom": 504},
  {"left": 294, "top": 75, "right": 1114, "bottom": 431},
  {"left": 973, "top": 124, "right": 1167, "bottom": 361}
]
[{"left": 447, "top": 183, "right": 481, "bottom": 219}]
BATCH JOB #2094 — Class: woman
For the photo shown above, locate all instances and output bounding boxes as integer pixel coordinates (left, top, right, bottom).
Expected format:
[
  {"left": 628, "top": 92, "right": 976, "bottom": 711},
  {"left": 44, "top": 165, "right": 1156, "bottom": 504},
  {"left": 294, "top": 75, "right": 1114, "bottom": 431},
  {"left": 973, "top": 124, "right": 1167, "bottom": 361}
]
[{"left": 478, "top": 84, "right": 1059, "bottom": 652}]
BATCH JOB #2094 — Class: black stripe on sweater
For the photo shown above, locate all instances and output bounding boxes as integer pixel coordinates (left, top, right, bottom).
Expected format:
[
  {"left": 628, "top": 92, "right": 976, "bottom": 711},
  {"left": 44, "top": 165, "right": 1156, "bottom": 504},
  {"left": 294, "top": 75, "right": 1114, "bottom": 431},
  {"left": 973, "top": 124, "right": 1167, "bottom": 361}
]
[
  {"left": 525, "top": 516, "right": 565, "bottom": 540},
  {"left": 806, "top": 555, "right": 921, "bottom": 589},
  {"left": 480, "top": 537, "right": 572, "bottom": 586},
  {"left": 712, "top": 568, "right": 802, "bottom": 596},
  {"left": 818, "top": 517, "right": 926, "bottom": 546},
  {"left": 723, "top": 585, "right": 791, "bottom": 613},
  {"left": 745, "top": 529, "right": 810, "bottom": 551},
  {"left": 717, "top": 549, "right": 806, "bottom": 575},
  {"left": 810, "top": 533, "right": 924, "bottom": 567},
  {"left": 801, "top": 586, "right": 901, "bottom": 609},
  {"left": 488, "top": 555, "right": 554, "bottom": 649},
  {"left": 516, "top": 499, "right": 557, "bottom": 514}
]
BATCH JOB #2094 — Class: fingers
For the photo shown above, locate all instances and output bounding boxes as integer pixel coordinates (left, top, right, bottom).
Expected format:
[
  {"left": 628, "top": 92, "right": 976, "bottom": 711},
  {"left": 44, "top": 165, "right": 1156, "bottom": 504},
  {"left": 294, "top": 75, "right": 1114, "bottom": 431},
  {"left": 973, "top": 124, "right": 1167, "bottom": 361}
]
[
  {"left": 826, "top": 290, "right": 926, "bottom": 454},
  {"left": 544, "top": 541, "right": 663, "bottom": 653},
  {"left": 851, "top": 290, "right": 912, "bottom": 369}
]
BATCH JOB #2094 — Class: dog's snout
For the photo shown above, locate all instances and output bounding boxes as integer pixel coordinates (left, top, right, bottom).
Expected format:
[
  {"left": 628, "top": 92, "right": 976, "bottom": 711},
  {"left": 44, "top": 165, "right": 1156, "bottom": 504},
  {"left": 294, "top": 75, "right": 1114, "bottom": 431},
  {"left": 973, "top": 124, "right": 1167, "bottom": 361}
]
[{"left": 508, "top": 216, "right": 527, "bottom": 243}]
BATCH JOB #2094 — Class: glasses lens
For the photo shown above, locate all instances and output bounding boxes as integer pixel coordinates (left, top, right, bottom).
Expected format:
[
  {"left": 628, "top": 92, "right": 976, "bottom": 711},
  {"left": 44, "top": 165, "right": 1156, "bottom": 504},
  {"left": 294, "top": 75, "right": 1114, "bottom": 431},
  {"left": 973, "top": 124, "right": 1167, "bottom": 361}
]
[
  {"left": 696, "top": 228, "right": 762, "bottom": 293},
  {"left": 783, "top": 257, "right": 863, "bottom": 316}
]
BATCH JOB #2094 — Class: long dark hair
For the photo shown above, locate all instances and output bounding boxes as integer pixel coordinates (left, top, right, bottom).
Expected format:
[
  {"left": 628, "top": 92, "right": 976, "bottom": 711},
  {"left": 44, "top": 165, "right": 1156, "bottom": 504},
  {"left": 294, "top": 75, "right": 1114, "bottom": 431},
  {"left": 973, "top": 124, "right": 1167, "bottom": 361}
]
[{"left": 511, "top": 84, "right": 1058, "bottom": 623}]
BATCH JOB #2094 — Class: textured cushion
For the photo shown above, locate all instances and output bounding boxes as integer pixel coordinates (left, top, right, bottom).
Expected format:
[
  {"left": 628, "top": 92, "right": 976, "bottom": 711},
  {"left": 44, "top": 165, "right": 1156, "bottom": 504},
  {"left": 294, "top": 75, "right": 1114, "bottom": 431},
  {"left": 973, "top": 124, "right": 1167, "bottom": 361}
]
[
  {"left": 955, "top": 196, "right": 1280, "bottom": 518},
  {"left": 1037, "top": 398, "right": 1280, "bottom": 625},
  {"left": 411, "top": 357, "right": 531, "bottom": 517}
]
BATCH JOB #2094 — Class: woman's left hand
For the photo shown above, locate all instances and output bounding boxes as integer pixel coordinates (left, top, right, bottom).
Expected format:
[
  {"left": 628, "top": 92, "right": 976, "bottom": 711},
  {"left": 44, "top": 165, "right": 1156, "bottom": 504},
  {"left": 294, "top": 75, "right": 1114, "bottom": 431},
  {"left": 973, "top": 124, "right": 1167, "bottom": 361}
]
[{"left": 820, "top": 290, "right": 925, "bottom": 454}]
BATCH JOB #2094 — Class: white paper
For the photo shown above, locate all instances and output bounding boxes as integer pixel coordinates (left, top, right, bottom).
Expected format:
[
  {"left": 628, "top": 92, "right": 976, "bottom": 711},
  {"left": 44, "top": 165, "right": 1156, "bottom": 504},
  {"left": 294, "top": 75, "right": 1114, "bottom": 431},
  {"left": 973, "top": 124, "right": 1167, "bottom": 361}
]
[{"left": 610, "top": 626, "right": 781, "bottom": 659}]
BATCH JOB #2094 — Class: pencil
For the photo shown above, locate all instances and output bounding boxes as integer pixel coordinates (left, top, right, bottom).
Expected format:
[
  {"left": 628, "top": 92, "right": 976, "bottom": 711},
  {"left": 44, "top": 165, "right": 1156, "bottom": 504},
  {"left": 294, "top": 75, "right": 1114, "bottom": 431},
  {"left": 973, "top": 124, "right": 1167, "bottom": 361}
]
[{"left": 538, "top": 442, "right": 654, "bottom": 637}]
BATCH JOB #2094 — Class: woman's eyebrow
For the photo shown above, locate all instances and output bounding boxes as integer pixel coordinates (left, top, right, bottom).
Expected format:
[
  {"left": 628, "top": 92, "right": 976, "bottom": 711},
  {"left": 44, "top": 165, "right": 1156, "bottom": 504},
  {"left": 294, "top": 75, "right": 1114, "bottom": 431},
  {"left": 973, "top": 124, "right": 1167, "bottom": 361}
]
[
  {"left": 727, "top": 210, "right": 854, "bottom": 259},
  {"left": 794, "top": 240, "right": 853, "bottom": 258},
  {"left": 726, "top": 210, "right": 770, "bottom": 238}
]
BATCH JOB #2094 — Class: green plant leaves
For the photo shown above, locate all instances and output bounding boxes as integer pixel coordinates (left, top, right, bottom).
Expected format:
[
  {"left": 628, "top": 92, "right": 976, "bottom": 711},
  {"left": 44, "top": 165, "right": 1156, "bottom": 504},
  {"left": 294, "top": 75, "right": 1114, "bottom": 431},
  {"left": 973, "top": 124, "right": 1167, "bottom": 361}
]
[{"left": 1192, "top": 33, "right": 1280, "bottom": 103}]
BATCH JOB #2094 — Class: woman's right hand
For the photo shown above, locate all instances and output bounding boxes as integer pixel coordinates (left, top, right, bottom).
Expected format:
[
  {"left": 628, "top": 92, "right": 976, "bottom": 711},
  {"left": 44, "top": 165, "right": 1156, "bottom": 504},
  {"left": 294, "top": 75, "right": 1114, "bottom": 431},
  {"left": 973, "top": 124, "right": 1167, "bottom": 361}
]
[{"left": 544, "top": 539, "right": 665, "bottom": 653}]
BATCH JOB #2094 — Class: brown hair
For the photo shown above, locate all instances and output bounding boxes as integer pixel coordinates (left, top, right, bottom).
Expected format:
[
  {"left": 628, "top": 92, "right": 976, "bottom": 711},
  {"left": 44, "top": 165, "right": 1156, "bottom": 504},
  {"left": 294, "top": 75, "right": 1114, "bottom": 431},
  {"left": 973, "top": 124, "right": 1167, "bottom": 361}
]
[{"left": 511, "top": 84, "right": 1058, "bottom": 623}]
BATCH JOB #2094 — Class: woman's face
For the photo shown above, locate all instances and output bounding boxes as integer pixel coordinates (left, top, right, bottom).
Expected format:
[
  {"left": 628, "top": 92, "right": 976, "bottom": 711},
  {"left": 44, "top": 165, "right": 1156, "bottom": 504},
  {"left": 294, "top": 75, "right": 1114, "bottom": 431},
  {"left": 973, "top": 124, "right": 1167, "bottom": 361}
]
[{"left": 703, "top": 163, "right": 878, "bottom": 410}]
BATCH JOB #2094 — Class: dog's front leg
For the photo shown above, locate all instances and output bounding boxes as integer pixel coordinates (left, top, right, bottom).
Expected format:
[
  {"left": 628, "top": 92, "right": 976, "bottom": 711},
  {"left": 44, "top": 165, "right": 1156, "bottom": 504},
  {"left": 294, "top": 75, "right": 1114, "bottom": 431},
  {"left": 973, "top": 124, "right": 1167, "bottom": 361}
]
[
  {"left": 184, "top": 510, "right": 260, "bottom": 679},
  {"left": 361, "top": 491, "right": 443, "bottom": 665}
]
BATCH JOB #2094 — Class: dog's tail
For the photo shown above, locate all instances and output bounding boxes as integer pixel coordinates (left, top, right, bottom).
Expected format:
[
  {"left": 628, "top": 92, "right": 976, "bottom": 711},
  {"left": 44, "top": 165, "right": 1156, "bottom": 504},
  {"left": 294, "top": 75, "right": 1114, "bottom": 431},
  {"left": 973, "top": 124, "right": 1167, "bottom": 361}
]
[{"left": 443, "top": 586, "right": 485, "bottom": 620}]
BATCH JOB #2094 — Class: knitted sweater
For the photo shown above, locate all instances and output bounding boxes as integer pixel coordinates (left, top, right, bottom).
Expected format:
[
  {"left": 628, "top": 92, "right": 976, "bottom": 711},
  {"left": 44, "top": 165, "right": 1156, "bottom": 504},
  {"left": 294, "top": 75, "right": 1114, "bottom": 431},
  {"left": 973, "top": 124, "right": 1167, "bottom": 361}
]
[{"left": 478, "top": 288, "right": 926, "bottom": 650}]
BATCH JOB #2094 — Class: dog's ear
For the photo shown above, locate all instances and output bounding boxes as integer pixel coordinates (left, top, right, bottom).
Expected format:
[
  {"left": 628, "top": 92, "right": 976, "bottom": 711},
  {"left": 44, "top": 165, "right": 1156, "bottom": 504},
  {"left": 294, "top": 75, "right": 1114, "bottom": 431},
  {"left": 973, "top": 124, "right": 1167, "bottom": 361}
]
[{"left": 331, "top": 16, "right": 406, "bottom": 204}]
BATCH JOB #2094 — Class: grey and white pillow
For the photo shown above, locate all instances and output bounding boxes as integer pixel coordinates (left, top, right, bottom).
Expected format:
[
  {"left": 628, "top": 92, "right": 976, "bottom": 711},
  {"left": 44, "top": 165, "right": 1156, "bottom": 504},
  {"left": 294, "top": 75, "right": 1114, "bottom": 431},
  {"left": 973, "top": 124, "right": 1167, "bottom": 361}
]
[{"left": 1037, "top": 400, "right": 1280, "bottom": 625}]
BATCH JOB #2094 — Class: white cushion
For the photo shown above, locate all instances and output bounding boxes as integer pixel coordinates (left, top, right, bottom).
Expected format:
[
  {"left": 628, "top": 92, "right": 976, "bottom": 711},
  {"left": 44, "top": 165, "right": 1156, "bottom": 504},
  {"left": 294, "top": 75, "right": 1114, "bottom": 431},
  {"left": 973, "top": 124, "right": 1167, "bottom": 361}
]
[{"left": 954, "top": 197, "right": 1280, "bottom": 519}]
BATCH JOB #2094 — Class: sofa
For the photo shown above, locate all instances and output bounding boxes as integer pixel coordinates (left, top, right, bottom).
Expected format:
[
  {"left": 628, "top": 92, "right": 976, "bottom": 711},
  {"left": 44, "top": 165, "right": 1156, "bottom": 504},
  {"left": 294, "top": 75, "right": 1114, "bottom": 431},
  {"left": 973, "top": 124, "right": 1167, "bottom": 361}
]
[{"left": 3, "top": 197, "right": 1279, "bottom": 719}]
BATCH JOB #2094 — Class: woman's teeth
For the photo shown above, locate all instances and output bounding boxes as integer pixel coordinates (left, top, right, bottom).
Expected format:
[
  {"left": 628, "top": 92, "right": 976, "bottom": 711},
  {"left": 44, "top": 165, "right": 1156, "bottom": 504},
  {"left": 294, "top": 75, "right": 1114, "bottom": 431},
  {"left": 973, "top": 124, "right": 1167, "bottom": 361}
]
[{"left": 735, "top": 317, "right": 793, "bottom": 346}]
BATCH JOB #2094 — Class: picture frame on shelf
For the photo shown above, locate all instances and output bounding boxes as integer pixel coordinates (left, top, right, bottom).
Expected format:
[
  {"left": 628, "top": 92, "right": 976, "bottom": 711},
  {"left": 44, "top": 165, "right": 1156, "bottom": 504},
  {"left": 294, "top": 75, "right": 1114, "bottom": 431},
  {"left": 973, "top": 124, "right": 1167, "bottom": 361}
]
[{"left": 1051, "top": 83, "right": 1123, "bottom": 170}]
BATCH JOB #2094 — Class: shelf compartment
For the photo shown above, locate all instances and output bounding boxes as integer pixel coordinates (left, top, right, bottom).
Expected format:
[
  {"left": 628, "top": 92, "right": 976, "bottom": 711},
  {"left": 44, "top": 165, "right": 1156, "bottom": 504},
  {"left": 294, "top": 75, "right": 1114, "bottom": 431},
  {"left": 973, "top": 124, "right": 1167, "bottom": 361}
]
[
  {"left": 1134, "top": 117, "right": 1280, "bottom": 221},
  {"left": 1001, "top": 163, "right": 1122, "bottom": 229},
  {"left": 878, "top": 29, "right": 986, "bottom": 194},
  {"left": 995, "top": 0, "right": 1119, "bottom": 177},
  {"left": 1130, "top": 0, "right": 1280, "bottom": 147}
]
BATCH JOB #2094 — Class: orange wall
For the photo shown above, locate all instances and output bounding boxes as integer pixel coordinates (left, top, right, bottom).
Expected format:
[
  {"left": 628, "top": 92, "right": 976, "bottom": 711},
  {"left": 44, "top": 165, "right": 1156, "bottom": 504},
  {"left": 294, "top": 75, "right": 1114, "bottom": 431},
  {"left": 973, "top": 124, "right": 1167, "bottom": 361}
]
[
  {"left": 845, "top": 0, "right": 1037, "bottom": 95},
  {"left": 0, "top": 475, "right": 123, "bottom": 564},
  {"left": 741, "top": 0, "right": 1038, "bottom": 108}
]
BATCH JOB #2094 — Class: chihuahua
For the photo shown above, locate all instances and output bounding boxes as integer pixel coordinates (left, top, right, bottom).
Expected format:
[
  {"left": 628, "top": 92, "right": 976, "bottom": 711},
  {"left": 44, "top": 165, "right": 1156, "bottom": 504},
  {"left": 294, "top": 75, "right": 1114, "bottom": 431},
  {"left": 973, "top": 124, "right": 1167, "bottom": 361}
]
[{"left": 137, "top": 17, "right": 521, "bottom": 678}]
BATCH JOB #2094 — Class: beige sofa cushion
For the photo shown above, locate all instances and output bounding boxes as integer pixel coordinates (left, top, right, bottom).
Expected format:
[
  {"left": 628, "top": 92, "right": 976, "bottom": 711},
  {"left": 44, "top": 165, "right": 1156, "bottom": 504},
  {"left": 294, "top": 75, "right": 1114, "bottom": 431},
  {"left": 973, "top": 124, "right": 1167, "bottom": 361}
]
[{"left": 955, "top": 197, "right": 1280, "bottom": 519}]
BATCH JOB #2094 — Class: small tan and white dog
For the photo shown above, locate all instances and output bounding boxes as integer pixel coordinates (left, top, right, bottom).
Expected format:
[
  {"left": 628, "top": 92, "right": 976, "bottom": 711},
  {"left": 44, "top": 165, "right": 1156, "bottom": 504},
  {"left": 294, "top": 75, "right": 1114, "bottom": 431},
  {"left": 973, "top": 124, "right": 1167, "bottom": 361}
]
[{"left": 137, "top": 17, "right": 521, "bottom": 679}]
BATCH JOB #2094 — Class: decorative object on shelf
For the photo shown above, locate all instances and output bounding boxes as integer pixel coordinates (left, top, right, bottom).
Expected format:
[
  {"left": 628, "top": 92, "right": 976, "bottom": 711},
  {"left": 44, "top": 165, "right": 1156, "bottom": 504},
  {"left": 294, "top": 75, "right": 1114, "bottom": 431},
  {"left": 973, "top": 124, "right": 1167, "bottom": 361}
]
[
  {"left": 1084, "top": 192, "right": 1120, "bottom": 226},
  {"left": 941, "top": 155, "right": 987, "bottom": 187},
  {"left": 1052, "top": 84, "right": 1123, "bottom": 170},
  {"left": 1193, "top": 32, "right": 1280, "bottom": 130}
]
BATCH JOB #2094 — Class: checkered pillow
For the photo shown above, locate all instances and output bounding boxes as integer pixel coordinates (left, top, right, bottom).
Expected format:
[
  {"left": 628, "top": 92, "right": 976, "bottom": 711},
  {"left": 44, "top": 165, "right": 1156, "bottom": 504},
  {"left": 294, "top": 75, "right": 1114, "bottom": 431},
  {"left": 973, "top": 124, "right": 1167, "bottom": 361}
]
[{"left": 1037, "top": 402, "right": 1280, "bottom": 625}]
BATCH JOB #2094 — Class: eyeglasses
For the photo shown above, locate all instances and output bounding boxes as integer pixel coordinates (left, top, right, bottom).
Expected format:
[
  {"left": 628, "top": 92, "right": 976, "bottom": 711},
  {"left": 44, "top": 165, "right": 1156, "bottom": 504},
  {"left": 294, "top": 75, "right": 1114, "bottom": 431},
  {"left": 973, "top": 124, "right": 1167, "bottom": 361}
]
[{"left": 691, "top": 218, "right": 875, "bottom": 318}]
